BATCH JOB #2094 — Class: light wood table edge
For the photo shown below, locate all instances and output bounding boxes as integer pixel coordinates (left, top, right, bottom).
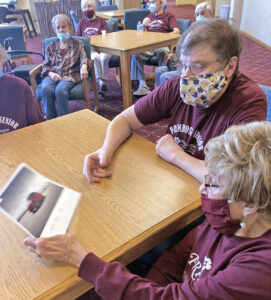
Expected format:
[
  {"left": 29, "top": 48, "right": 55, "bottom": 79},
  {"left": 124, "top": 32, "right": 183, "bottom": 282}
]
[{"left": 37, "top": 200, "right": 202, "bottom": 300}]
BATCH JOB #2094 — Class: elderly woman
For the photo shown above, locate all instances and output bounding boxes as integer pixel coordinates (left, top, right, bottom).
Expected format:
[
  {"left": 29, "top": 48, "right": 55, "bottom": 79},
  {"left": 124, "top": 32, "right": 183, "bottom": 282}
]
[
  {"left": 194, "top": 1, "right": 213, "bottom": 22},
  {"left": 76, "top": 0, "right": 111, "bottom": 97},
  {"left": 25, "top": 121, "right": 271, "bottom": 299},
  {"left": 41, "top": 14, "right": 88, "bottom": 120}
]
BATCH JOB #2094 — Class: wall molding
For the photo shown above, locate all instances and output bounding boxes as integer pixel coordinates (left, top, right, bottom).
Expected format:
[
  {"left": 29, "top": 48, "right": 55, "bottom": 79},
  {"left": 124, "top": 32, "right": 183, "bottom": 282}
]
[{"left": 241, "top": 30, "right": 271, "bottom": 52}]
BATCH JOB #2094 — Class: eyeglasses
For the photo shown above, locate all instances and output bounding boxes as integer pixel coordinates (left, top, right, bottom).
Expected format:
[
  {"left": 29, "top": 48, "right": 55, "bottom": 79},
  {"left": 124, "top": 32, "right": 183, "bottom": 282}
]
[
  {"left": 195, "top": 10, "right": 205, "bottom": 17},
  {"left": 177, "top": 59, "right": 220, "bottom": 75},
  {"left": 204, "top": 174, "right": 223, "bottom": 190}
]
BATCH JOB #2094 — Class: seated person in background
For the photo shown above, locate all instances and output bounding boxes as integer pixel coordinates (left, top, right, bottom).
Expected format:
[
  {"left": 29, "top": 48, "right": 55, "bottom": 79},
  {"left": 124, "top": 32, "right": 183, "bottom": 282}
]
[
  {"left": 131, "top": 0, "right": 180, "bottom": 96},
  {"left": 77, "top": 0, "right": 112, "bottom": 97},
  {"left": 155, "top": 1, "right": 213, "bottom": 88},
  {"left": 0, "top": 45, "right": 44, "bottom": 135},
  {"left": 41, "top": 14, "right": 88, "bottom": 120},
  {"left": 25, "top": 121, "right": 271, "bottom": 299},
  {"left": 82, "top": 19, "right": 266, "bottom": 184}
]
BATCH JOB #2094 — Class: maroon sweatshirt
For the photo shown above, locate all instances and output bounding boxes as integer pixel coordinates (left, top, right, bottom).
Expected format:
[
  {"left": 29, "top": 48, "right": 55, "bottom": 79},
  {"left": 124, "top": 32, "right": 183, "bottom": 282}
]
[{"left": 78, "top": 220, "right": 271, "bottom": 300}]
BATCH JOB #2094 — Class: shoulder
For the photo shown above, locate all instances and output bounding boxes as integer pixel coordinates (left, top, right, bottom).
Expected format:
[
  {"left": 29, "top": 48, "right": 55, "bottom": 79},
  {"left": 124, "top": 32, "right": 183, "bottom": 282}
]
[
  {"left": 163, "top": 11, "right": 175, "bottom": 18},
  {"left": 95, "top": 15, "right": 105, "bottom": 22},
  {"left": 1, "top": 74, "right": 29, "bottom": 90}
]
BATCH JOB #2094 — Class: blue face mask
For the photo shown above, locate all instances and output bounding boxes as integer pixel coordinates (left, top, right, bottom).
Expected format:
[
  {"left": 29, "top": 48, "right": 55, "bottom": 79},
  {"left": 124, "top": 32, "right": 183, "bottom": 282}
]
[
  {"left": 196, "top": 15, "right": 208, "bottom": 22},
  {"left": 149, "top": 3, "right": 157, "bottom": 14},
  {"left": 0, "top": 68, "right": 3, "bottom": 78},
  {"left": 57, "top": 32, "right": 70, "bottom": 44}
]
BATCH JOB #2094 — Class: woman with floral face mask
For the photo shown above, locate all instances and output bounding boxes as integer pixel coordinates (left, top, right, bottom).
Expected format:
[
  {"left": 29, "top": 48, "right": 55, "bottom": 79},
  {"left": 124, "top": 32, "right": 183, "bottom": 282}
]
[
  {"left": 25, "top": 122, "right": 271, "bottom": 299},
  {"left": 77, "top": 0, "right": 112, "bottom": 97},
  {"left": 41, "top": 14, "right": 88, "bottom": 120}
]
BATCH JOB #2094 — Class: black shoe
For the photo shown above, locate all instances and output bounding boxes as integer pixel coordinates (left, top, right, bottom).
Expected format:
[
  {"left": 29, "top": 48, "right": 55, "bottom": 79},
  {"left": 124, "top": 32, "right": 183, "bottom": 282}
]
[{"left": 98, "top": 84, "right": 107, "bottom": 97}]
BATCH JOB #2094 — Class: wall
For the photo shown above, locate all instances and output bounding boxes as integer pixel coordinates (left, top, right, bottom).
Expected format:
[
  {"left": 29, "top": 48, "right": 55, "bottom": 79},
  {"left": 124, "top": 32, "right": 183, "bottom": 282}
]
[
  {"left": 214, "top": 0, "right": 230, "bottom": 16},
  {"left": 240, "top": 0, "right": 271, "bottom": 47}
]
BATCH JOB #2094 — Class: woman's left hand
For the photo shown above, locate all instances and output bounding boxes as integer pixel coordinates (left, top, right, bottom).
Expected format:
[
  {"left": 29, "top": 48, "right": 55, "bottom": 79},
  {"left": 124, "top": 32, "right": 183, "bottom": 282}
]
[
  {"left": 24, "top": 234, "right": 88, "bottom": 268},
  {"left": 80, "top": 64, "right": 88, "bottom": 80}
]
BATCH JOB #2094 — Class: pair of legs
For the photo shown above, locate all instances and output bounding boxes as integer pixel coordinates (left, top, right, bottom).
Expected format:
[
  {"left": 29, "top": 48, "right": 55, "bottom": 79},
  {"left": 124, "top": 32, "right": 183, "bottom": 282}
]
[
  {"left": 131, "top": 47, "right": 170, "bottom": 96},
  {"left": 91, "top": 51, "right": 112, "bottom": 96},
  {"left": 41, "top": 77, "right": 75, "bottom": 120},
  {"left": 155, "top": 66, "right": 180, "bottom": 87}
]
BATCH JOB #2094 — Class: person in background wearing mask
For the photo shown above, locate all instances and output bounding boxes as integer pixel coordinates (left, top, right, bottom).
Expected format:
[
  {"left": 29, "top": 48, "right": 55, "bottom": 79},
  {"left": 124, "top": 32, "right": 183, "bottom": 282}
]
[
  {"left": 195, "top": 1, "right": 213, "bottom": 22},
  {"left": 25, "top": 121, "right": 271, "bottom": 299},
  {"left": 155, "top": 1, "right": 214, "bottom": 88},
  {"left": 131, "top": 0, "right": 180, "bottom": 96},
  {"left": 0, "top": 45, "right": 44, "bottom": 135},
  {"left": 41, "top": 14, "right": 88, "bottom": 120},
  {"left": 77, "top": 0, "right": 111, "bottom": 97},
  {"left": 82, "top": 19, "right": 266, "bottom": 184}
]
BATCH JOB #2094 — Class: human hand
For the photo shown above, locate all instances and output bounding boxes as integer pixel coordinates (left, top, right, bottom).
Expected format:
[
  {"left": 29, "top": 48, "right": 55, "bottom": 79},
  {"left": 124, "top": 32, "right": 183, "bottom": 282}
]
[
  {"left": 142, "top": 17, "right": 151, "bottom": 29},
  {"left": 156, "top": 134, "right": 181, "bottom": 164},
  {"left": 83, "top": 148, "right": 113, "bottom": 183},
  {"left": 24, "top": 234, "right": 88, "bottom": 268},
  {"left": 49, "top": 72, "right": 62, "bottom": 82},
  {"left": 80, "top": 64, "right": 88, "bottom": 80}
]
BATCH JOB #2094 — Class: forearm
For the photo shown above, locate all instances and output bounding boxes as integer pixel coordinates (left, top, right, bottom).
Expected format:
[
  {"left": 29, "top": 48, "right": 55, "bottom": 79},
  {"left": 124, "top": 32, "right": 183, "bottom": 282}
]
[
  {"left": 102, "top": 115, "right": 135, "bottom": 158},
  {"left": 172, "top": 150, "right": 206, "bottom": 182}
]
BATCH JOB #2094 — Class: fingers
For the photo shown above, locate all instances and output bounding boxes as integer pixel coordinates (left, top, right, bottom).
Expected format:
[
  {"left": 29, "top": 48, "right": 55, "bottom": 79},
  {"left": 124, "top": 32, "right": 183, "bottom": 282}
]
[{"left": 83, "top": 152, "right": 112, "bottom": 183}]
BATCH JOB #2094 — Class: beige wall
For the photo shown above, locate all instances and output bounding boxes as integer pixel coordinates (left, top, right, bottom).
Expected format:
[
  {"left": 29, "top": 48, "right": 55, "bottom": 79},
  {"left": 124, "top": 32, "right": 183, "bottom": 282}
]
[{"left": 240, "top": 0, "right": 271, "bottom": 47}]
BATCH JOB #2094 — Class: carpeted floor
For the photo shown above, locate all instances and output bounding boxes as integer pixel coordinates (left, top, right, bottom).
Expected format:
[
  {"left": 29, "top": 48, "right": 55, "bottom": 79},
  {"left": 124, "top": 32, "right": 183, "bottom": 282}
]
[{"left": 24, "top": 7, "right": 271, "bottom": 143}]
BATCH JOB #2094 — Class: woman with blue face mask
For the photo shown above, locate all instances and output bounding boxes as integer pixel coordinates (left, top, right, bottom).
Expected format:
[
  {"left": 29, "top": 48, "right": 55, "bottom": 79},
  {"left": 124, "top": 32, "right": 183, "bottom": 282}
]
[{"left": 40, "top": 14, "right": 89, "bottom": 120}]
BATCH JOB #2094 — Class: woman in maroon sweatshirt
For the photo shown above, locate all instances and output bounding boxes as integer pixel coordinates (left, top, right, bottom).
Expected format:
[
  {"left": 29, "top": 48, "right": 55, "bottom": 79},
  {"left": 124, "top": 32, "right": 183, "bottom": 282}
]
[{"left": 25, "top": 121, "right": 271, "bottom": 300}]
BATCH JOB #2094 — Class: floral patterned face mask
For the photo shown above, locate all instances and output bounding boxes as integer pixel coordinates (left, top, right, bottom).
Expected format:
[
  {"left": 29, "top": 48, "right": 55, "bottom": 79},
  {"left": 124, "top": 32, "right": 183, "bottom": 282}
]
[{"left": 180, "top": 71, "right": 228, "bottom": 107}]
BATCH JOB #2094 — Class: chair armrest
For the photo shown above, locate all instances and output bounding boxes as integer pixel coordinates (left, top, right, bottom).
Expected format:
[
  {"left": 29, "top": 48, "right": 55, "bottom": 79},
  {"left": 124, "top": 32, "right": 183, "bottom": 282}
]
[{"left": 29, "top": 64, "right": 42, "bottom": 101}]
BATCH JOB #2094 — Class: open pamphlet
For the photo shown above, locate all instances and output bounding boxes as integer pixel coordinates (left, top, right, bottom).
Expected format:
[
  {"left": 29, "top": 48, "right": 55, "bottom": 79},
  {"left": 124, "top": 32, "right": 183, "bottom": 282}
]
[{"left": 0, "top": 163, "right": 81, "bottom": 238}]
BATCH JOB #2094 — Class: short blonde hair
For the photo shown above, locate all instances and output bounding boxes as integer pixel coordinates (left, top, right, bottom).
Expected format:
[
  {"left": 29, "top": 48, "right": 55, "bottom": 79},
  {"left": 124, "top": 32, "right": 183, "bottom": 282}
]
[
  {"left": 205, "top": 122, "right": 271, "bottom": 217},
  {"left": 52, "top": 14, "right": 72, "bottom": 33},
  {"left": 81, "top": 0, "right": 96, "bottom": 11}
]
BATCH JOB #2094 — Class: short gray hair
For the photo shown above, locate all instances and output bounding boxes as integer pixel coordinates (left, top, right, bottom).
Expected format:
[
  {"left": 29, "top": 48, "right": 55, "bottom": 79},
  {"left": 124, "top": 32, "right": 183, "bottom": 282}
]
[
  {"left": 81, "top": 0, "right": 96, "bottom": 11},
  {"left": 195, "top": 1, "right": 213, "bottom": 17},
  {"left": 176, "top": 19, "right": 243, "bottom": 72},
  {"left": 51, "top": 14, "right": 72, "bottom": 33}
]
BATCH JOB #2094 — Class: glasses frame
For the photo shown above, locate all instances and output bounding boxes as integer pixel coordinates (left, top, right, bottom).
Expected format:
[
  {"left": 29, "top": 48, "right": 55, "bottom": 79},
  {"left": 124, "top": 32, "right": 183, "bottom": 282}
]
[
  {"left": 204, "top": 174, "right": 223, "bottom": 189},
  {"left": 177, "top": 59, "right": 220, "bottom": 75}
]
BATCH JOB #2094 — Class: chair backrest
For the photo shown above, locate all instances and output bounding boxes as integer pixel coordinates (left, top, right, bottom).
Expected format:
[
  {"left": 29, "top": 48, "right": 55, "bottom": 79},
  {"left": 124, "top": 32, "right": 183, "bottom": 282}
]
[
  {"left": 0, "top": 6, "right": 9, "bottom": 22},
  {"left": 70, "top": 10, "right": 79, "bottom": 32},
  {"left": 177, "top": 18, "right": 192, "bottom": 34},
  {"left": 96, "top": 5, "right": 118, "bottom": 12},
  {"left": 0, "top": 25, "right": 26, "bottom": 52},
  {"left": 43, "top": 36, "right": 91, "bottom": 59},
  {"left": 124, "top": 9, "right": 150, "bottom": 30},
  {"left": 259, "top": 84, "right": 271, "bottom": 121}
]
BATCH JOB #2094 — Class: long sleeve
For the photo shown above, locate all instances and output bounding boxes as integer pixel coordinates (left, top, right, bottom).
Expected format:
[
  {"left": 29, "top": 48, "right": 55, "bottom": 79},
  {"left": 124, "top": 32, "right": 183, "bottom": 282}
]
[
  {"left": 78, "top": 40, "right": 88, "bottom": 68},
  {"left": 41, "top": 45, "right": 52, "bottom": 78}
]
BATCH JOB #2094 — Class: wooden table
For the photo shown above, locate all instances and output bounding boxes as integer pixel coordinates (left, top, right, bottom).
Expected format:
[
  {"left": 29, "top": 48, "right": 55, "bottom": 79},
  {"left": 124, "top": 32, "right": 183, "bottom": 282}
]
[
  {"left": 0, "top": 110, "right": 202, "bottom": 299},
  {"left": 96, "top": 9, "right": 128, "bottom": 20},
  {"left": 91, "top": 30, "right": 180, "bottom": 109}
]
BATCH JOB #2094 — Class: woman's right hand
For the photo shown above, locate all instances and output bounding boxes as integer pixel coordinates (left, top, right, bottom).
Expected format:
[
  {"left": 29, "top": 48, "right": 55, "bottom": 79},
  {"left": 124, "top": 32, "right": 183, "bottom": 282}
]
[
  {"left": 83, "top": 148, "right": 113, "bottom": 183},
  {"left": 49, "top": 71, "right": 62, "bottom": 82}
]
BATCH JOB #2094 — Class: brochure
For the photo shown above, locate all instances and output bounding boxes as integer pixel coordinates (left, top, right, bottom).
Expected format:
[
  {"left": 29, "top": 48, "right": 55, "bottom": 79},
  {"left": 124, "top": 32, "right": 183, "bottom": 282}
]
[{"left": 0, "top": 163, "right": 81, "bottom": 238}]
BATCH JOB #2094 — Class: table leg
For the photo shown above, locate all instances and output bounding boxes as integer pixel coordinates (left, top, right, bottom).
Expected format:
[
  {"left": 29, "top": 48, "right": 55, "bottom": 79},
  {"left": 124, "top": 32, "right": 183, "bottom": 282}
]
[
  {"left": 26, "top": 10, "right": 38, "bottom": 36},
  {"left": 120, "top": 51, "right": 132, "bottom": 109},
  {"left": 22, "top": 12, "right": 32, "bottom": 38}
]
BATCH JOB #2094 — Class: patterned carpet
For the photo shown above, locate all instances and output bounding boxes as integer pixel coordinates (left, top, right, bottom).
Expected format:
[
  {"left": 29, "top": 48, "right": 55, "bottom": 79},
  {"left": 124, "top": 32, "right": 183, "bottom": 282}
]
[{"left": 25, "top": 28, "right": 271, "bottom": 143}]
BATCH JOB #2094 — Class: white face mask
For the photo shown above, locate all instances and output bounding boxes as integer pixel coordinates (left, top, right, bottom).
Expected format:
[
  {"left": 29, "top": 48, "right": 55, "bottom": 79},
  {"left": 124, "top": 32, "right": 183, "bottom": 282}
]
[{"left": 179, "top": 71, "right": 228, "bottom": 107}]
